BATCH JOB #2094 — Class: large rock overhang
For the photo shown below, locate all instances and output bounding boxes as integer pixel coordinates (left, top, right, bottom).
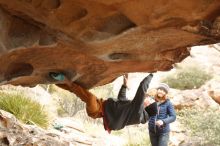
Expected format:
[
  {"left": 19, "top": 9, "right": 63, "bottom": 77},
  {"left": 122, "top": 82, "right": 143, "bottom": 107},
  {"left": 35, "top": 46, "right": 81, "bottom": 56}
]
[{"left": 0, "top": 0, "right": 220, "bottom": 89}]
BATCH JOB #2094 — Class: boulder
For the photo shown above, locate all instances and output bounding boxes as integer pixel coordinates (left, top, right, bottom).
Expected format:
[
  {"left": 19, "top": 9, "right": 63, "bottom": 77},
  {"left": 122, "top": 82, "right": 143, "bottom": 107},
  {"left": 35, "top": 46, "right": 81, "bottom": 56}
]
[
  {"left": 171, "top": 86, "right": 219, "bottom": 110},
  {"left": 0, "top": 110, "right": 111, "bottom": 146},
  {"left": 0, "top": 0, "right": 220, "bottom": 88}
]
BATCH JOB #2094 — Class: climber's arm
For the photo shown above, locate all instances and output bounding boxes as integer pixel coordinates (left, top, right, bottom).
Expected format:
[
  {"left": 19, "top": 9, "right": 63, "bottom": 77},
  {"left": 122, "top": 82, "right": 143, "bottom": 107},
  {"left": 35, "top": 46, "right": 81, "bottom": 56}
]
[
  {"left": 117, "top": 74, "right": 128, "bottom": 101},
  {"left": 131, "top": 73, "right": 153, "bottom": 105}
]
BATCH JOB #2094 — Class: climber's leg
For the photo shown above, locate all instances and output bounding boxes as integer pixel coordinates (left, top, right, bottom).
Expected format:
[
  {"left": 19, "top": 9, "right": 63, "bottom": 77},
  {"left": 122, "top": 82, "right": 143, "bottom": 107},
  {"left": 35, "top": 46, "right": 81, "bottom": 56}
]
[
  {"left": 57, "top": 83, "right": 103, "bottom": 119},
  {"left": 51, "top": 72, "right": 103, "bottom": 118}
]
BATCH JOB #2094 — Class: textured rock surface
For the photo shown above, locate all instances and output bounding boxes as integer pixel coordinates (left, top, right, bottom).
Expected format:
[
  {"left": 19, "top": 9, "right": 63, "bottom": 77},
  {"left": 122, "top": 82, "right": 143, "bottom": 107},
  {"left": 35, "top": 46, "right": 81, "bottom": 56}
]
[
  {"left": 171, "top": 86, "right": 219, "bottom": 110},
  {"left": 0, "top": 0, "right": 220, "bottom": 88},
  {"left": 0, "top": 110, "right": 113, "bottom": 146}
]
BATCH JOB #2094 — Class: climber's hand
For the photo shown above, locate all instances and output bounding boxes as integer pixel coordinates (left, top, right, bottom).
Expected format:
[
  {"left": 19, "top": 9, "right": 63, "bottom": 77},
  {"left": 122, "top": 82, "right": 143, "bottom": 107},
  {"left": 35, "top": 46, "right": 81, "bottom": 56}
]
[
  {"left": 148, "top": 73, "right": 153, "bottom": 77},
  {"left": 156, "top": 120, "right": 164, "bottom": 127},
  {"left": 123, "top": 74, "right": 128, "bottom": 88}
]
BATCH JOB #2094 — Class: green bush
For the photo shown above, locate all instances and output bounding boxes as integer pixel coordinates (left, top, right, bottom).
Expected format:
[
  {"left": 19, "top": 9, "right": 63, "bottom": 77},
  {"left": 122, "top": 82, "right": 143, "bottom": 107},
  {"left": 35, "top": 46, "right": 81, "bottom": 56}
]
[
  {"left": 178, "top": 108, "right": 220, "bottom": 146},
  {"left": 0, "top": 92, "right": 49, "bottom": 129},
  {"left": 162, "top": 65, "right": 212, "bottom": 90},
  {"left": 56, "top": 96, "right": 85, "bottom": 117},
  {"left": 54, "top": 88, "right": 85, "bottom": 117},
  {"left": 90, "top": 83, "right": 114, "bottom": 99}
]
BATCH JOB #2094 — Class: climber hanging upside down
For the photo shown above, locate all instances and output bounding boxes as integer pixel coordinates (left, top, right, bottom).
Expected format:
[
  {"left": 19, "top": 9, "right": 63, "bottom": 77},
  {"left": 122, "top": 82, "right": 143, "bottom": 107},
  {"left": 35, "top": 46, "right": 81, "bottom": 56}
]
[{"left": 51, "top": 73, "right": 157, "bottom": 133}]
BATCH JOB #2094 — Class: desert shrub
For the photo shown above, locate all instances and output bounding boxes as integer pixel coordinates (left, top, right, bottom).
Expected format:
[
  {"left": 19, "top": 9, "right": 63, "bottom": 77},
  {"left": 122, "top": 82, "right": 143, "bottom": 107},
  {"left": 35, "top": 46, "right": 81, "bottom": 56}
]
[
  {"left": 57, "top": 94, "right": 85, "bottom": 117},
  {"left": 90, "top": 83, "right": 114, "bottom": 99},
  {"left": 162, "top": 65, "right": 212, "bottom": 90},
  {"left": 43, "top": 84, "right": 84, "bottom": 117},
  {"left": 125, "top": 134, "right": 151, "bottom": 146},
  {"left": 178, "top": 107, "right": 220, "bottom": 146},
  {"left": 0, "top": 92, "right": 49, "bottom": 128},
  {"left": 50, "top": 86, "right": 85, "bottom": 117}
]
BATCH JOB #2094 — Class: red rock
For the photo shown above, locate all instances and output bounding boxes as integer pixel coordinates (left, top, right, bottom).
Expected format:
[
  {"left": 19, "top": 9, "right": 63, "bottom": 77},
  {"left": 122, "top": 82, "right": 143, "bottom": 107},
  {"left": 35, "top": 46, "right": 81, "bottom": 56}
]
[{"left": 0, "top": 0, "right": 220, "bottom": 88}]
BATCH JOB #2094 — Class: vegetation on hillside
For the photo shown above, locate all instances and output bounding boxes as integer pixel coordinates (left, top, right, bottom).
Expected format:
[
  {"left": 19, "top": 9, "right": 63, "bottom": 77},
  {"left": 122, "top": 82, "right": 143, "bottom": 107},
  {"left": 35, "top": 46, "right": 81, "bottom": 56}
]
[
  {"left": 178, "top": 107, "right": 220, "bottom": 146},
  {"left": 162, "top": 65, "right": 212, "bottom": 90},
  {"left": 0, "top": 92, "right": 49, "bottom": 128}
]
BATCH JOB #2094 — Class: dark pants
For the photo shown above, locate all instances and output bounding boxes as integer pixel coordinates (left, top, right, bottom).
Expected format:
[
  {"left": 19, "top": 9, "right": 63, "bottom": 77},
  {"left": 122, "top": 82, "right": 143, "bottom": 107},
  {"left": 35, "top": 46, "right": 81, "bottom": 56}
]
[{"left": 149, "top": 132, "right": 169, "bottom": 146}]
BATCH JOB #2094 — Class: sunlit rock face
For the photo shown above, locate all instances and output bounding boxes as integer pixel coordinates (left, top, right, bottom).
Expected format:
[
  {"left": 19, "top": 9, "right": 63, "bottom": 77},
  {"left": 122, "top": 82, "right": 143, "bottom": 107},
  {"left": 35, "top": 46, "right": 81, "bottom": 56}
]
[{"left": 0, "top": 0, "right": 220, "bottom": 88}]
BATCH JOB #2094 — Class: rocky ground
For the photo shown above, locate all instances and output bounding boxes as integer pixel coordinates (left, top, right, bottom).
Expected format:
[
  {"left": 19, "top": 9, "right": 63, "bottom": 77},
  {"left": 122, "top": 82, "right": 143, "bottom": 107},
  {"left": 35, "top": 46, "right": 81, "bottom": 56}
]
[{"left": 0, "top": 109, "right": 126, "bottom": 146}]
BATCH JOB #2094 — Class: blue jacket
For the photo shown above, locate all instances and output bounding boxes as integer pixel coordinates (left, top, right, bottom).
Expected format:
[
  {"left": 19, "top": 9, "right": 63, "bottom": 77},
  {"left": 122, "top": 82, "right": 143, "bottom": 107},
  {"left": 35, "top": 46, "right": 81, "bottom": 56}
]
[{"left": 148, "top": 99, "right": 176, "bottom": 134}]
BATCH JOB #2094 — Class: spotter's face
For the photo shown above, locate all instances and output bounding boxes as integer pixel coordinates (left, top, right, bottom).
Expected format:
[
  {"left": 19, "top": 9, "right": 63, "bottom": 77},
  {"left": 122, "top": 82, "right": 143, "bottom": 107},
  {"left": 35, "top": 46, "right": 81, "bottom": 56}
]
[{"left": 157, "top": 88, "right": 166, "bottom": 98}]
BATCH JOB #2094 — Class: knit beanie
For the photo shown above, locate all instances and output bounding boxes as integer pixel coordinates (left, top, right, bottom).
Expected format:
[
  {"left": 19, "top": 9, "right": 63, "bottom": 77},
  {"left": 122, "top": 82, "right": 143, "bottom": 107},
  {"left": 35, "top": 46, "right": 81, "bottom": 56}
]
[{"left": 157, "top": 83, "right": 169, "bottom": 93}]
